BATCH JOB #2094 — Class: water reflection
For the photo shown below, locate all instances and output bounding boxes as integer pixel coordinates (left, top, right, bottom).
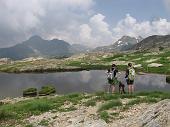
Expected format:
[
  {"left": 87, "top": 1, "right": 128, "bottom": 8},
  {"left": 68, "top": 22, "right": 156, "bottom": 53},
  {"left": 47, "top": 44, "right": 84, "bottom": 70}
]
[{"left": 0, "top": 70, "right": 169, "bottom": 99}]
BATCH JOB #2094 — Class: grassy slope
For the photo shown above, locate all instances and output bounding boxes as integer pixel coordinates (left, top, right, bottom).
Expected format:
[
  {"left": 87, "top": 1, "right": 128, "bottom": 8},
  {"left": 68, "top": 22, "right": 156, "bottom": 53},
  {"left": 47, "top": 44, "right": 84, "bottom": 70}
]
[
  {"left": 0, "top": 50, "right": 169, "bottom": 74},
  {"left": 0, "top": 91, "right": 170, "bottom": 126},
  {"left": 66, "top": 50, "right": 170, "bottom": 74}
]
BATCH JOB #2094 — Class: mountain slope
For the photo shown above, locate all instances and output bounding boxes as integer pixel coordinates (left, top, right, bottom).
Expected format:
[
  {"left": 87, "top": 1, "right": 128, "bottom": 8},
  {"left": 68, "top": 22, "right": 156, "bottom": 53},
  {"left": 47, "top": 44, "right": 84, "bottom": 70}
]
[
  {"left": 0, "top": 36, "right": 91, "bottom": 60},
  {"left": 133, "top": 35, "right": 170, "bottom": 51},
  {"left": 94, "top": 36, "right": 142, "bottom": 52},
  {"left": 0, "top": 36, "right": 82, "bottom": 60},
  {"left": 23, "top": 36, "right": 71, "bottom": 57},
  {"left": 70, "top": 44, "right": 90, "bottom": 53}
]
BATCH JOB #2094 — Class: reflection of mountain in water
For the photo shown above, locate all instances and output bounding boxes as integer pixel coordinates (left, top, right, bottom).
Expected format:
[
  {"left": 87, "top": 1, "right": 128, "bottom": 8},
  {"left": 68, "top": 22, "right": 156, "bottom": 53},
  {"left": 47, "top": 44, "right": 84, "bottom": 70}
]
[{"left": 135, "top": 74, "right": 166, "bottom": 88}]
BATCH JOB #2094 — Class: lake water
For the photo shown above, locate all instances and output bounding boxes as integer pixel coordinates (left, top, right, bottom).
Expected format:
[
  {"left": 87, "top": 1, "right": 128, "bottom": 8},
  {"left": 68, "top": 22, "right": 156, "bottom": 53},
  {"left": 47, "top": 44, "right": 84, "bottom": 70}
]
[{"left": 0, "top": 70, "right": 169, "bottom": 99}]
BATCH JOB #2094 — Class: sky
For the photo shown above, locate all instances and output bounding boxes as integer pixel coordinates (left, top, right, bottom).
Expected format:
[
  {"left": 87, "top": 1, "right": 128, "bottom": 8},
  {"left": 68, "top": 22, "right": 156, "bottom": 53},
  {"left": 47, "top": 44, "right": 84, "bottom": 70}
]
[{"left": 0, "top": 0, "right": 170, "bottom": 48}]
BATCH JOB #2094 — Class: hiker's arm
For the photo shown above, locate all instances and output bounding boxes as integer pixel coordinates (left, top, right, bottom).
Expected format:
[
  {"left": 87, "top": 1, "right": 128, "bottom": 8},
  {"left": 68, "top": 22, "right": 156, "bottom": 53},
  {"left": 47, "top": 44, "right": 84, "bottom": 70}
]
[
  {"left": 115, "top": 67, "right": 118, "bottom": 73},
  {"left": 125, "top": 69, "right": 129, "bottom": 78}
]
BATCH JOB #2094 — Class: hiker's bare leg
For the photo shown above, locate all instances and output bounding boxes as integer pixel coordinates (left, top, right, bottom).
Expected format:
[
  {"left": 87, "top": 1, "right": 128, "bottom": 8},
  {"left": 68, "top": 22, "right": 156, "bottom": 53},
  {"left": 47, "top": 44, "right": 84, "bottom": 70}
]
[
  {"left": 128, "top": 85, "right": 133, "bottom": 94},
  {"left": 131, "top": 85, "right": 134, "bottom": 93},
  {"left": 120, "top": 88, "right": 123, "bottom": 94},
  {"left": 107, "top": 85, "right": 111, "bottom": 93},
  {"left": 119, "top": 86, "right": 121, "bottom": 94},
  {"left": 111, "top": 85, "right": 115, "bottom": 93},
  {"left": 128, "top": 85, "right": 131, "bottom": 94}
]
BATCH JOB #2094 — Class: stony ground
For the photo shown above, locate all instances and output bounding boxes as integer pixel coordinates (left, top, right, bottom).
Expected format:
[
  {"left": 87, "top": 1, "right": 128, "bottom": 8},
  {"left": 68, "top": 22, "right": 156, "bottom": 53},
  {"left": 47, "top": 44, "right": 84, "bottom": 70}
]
[
  {"left": 23, "top": 102, "right": 149, "bottom": 127},
  {"left": 22, "top": 99, "right": 169, "bottom": 127},
  {"left": 6, "top": 95, "right": 167, "bottom": 127},
  {"left": 1, "top": 92, "right": 170, "bottom": 127}
]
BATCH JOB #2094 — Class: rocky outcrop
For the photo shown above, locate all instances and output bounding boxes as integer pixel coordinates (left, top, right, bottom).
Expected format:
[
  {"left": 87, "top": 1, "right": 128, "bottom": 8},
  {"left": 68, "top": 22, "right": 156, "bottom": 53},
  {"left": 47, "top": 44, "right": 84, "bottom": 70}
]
[
  {"left": 137, "top": 99, "right": 170, "bottom": 127},
  {"left": 111, "top": 99, "right": 170, "bottom": 127}
]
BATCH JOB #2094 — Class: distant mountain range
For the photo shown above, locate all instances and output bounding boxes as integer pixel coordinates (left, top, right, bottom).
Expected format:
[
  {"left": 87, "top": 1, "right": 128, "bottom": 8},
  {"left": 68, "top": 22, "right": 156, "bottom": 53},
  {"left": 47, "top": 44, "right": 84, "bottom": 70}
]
[
  {"left": 132, "top": 35, "right": 170, "bottom": 51},
  {"left": 0, "top": 34, "right": 169, "bottom": 60},
  {"left": 0, "top": 36, "right": 90, "bottom": 60},
  {"left": 94, "top": 36, "right": 143, "bottom": 52}
]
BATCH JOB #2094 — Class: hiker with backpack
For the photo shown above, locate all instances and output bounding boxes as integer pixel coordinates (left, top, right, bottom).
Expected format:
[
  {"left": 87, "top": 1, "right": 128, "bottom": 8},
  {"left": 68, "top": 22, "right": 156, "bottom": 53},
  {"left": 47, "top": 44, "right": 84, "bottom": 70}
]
[
  {"left": 112, "top": 64, "right": 126, "bottom": 94},
  {"left": 106, "top": 64, "right": 119, "bottom": 93},
  {"left": 111, "top": 64, "right": 118, "bottom": 77},
  {"left": 125, "top": 63, "right": 135, "bottom": 94},
  {"left": 106, "top": 68, "right": 114, "bottom": 93}
]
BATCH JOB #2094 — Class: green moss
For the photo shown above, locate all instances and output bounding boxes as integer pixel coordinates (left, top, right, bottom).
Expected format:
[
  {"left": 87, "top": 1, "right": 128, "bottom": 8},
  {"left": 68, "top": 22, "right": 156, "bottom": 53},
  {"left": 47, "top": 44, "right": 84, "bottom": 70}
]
[
  {"left": 23, "top": 88, "right": 37, "bottom": 97},
  {"left": 39, "top": 85, "right": 56, "bottom": 96}
]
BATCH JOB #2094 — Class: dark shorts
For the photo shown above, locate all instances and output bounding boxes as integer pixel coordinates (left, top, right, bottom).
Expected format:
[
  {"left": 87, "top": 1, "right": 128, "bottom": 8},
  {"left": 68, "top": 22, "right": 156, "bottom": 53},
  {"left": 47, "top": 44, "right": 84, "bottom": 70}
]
[
  {"left": 108, "top": 78, "right": 113, "bottom": 84},
  {"left": 126, "top": 79, "right": 134, "bottom": 85}
]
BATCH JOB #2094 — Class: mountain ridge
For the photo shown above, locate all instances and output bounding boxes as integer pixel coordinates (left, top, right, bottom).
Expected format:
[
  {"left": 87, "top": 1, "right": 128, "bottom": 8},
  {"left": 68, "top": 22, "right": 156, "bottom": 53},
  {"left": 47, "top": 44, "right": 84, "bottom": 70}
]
[
  {"left": 132, "top": 35, "right": 170, "bottom": 51},
  {"left": 93, "top": 35, "right": 143, "bottom": 52},
  {"left": 0, "top": 35, "right": 89, "bottom": 60}
]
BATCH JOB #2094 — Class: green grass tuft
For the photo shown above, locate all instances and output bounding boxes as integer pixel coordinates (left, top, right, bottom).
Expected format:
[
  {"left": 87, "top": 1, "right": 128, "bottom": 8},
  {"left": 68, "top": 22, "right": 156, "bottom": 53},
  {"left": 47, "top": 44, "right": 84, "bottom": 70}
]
[
  {"left": 127, "top": 97, "right": 158, "bottom": 106},
  {"left": 38, "top": 119, "right": 49, "bottom": 126},
  {"left": 98, "top": 100, "right": 122, "bottom": 111},
  {"left": 99, "top": 111, "right": 110, "bottom": 123},
  {"left": 84, "top": 100, "right": 96, "bottom": 107}
]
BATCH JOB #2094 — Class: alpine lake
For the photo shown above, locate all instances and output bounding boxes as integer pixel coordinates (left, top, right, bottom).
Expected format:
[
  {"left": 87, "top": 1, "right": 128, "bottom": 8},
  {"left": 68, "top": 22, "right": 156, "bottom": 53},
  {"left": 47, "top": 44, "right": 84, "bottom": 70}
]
[{"left": 0, "top": 70, "right": 170, "bottom": 99}]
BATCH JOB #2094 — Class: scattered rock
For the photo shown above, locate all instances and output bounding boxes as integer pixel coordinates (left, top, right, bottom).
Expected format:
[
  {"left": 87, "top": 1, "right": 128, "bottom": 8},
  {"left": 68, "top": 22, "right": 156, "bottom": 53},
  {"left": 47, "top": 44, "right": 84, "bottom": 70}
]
[
  {"left": 134, "top": 64, "right": 142, "bottom": 68},
  {"left": 145, "top": 58, "right": 159, "bottom": 63},
  {"left": 148, "top": 63, "right": 163, "bottom": 67}
]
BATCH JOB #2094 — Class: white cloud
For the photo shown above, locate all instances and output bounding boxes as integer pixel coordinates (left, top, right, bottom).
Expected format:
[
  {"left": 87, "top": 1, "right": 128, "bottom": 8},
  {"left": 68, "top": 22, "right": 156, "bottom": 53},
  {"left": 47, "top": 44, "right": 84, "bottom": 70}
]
[
  {"left": 113, "top": 14, "right": 170, "bottom": 38},
  {"left": 80, "top": 24, "right": 92, "bottom": 40},
  {"left": 164, "top": 0, "right": 170, "bottom": 11},
  {"left": 0, "top": 0, "right": 94, "bottom": 47},
  {"left": 79, "top": 14, "right": 114, "bottom": 47},
  {"left": 0, "top": 0, "right": 170, "bottom": 48}
]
